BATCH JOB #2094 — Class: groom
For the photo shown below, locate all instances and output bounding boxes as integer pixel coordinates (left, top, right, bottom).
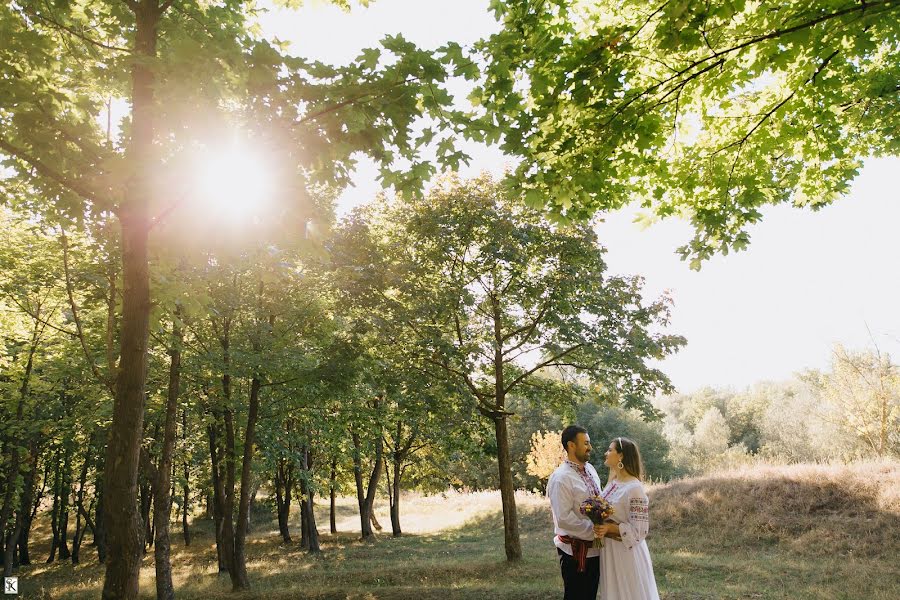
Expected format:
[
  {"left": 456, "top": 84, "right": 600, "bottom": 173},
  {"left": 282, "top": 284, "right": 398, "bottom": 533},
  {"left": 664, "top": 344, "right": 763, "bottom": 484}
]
[{"left": 547, "top": 425, "right": 604, "bottom": 600}]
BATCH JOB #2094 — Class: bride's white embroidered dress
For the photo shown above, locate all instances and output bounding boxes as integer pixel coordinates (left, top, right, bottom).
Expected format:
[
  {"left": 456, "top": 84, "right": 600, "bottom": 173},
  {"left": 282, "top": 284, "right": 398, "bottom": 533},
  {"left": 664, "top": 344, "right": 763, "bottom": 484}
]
[{"left": 599, "top": 478, "right": 660, "bottom": 600}]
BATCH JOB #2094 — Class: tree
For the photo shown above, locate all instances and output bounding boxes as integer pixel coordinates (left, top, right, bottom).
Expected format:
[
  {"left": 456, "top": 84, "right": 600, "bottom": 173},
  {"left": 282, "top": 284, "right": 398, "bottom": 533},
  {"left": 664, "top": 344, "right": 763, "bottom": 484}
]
[
  {"left": 814, "top": 345, "right": 900, "bottom": 458},
  {"left": 757, "top": 380, "right": 840, "bottom": 463},
  {"left": 694, "top": 407, "right": 731, "bottom": 460},
  {"left": 371, "top": 176, "right": 684, "bottom": 560},
  {"left": 475, "top": 0, "right": 900, "bottom": 265}
]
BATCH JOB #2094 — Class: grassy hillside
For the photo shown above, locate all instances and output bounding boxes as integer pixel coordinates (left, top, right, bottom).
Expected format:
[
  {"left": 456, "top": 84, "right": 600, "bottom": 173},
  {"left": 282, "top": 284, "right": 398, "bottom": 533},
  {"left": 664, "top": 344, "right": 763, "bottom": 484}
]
[{"left": 13, "top": 461, "right": 899, "bottom": 599}]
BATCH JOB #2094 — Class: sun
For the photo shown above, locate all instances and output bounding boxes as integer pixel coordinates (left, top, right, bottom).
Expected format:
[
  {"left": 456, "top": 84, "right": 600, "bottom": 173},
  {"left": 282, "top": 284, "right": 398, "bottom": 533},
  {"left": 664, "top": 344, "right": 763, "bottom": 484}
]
[{"left": 193, "top": 141, "right": 275, "bottom": 223}]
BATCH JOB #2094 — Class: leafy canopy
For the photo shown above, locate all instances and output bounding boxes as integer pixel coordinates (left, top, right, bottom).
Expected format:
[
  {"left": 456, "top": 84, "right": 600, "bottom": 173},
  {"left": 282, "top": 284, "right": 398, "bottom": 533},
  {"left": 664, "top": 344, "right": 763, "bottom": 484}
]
[{"left": 474, "top": 0, "right": 899, "bottom": 266}]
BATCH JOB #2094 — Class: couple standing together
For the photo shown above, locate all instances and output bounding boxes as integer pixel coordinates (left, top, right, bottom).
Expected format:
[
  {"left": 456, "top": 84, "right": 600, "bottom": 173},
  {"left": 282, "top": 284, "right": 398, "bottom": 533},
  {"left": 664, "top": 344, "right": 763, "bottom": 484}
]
[{"left": 548, "top": 425, "right": 660, "bottom": 600}]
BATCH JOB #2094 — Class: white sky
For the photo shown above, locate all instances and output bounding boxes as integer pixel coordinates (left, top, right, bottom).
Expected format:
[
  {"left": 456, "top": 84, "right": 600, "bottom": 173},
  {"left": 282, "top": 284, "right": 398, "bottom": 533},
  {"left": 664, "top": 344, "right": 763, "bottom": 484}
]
[{"left": 256, "top": 0, "right": 900, "bottom": 393}]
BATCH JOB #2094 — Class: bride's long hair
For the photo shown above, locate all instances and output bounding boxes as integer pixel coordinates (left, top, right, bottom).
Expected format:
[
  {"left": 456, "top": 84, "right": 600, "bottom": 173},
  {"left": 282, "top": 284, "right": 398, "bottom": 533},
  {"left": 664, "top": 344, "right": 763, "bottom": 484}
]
[{"left": 615, "top": 437, "right": 646, "bottom": 481}]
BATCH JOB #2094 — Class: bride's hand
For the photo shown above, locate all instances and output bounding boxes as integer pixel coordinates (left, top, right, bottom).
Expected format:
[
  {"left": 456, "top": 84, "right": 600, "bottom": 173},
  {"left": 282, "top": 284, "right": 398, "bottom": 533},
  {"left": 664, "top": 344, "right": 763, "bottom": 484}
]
[{"left": 594, "top": 523, "right": 619, "bottom": 537}]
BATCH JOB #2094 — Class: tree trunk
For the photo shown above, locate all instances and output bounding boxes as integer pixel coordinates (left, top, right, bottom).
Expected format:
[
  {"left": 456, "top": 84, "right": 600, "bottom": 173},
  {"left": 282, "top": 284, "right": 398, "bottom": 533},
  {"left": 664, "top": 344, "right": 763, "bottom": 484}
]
[
  {"left": 47, "top": 455, "right": 61, "bottom": 563},
  {"left": 139, "top": 476, "right": 153, "bottom": 553},
  {"left": 230, "top": 375, "right": 261, "bottom": 591},
  {"left": 220, "top": 319, "right": 238, "bottom": 580},
  {"left": 364, "top": 433, "right": 383, "bottom": 537},
  {"left": 370, "top": 510, "right": 383, "bottom": 532},
  {"left": 494, "top": 415, "right": 521, "bottom": 561},
  {"left": 101, "top": 3, "right": 159, "bottom": 596},
  {"left": 490, "top": 298, "right": 521, "bottom": 563},
  {"left": 388, "top": 420, "right": 415, "bottom": 539},
  {"left": 56, "top": 445, "right": 72, "bottom": 561},
  {"left": 274, "top": 461, "right": 293, "bottom": 543},
  {"left": 0, "top": 450, "right": 11, "bottom": 566},
  {"left": 351, "top": 432, "right": 373, "bottom": 540},
  {"left": 181, "top": 476, "right": 190, "bottom": 546},
  {"left": 389, "top": 453, "right": 402, "bottom": 538},
  {"left": 181, "top": 408, "right": 191, "bottom": 546},
  {"left": 329, "top": 458, "right": 337, "bottom": 535},
  {"left": 15, "top": 442, "right": 41, "bottom": 567},
  {"left": 207, "top": 423, "right": 227, "bottom": 572},
  {"left": 299, "top": 482, "right": 308, "bottom": 550},
  {"left": 71, "top": 436, "right": 95, "bottom": 565},
  {"left": 94, "top": 471, "right": 108, "bottom": 563},
  {"left": 3, "top": 442, "right": 36, "bottom": 577},
  {"left": 153, "top": 314, "right": 183, "bottom": 600},
  {"left": 3, "top": 506, "right": 23, "bottom": 577},
  {"left": 304, "top": 447, "right": 320, "bottom": 553}
]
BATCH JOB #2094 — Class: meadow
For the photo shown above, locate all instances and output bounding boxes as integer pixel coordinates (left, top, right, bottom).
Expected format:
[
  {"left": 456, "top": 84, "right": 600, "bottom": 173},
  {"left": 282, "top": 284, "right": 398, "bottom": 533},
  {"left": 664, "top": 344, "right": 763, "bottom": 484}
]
[{"left": 13, "top": 461, "right": 899, "bottom": 599}]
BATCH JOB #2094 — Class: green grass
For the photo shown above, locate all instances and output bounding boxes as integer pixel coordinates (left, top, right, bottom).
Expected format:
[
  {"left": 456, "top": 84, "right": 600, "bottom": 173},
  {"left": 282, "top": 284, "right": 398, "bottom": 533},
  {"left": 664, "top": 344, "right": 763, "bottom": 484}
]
[{"left": 13, "top": 462, "right": 900, "bottom": 599}]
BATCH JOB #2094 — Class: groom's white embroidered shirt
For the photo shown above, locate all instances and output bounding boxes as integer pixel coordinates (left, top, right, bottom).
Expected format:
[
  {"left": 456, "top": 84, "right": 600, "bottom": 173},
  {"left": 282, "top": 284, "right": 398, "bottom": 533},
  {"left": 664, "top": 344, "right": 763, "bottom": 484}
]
[{"left": 547, "top": 460, "right": 603, "bottom": 558}]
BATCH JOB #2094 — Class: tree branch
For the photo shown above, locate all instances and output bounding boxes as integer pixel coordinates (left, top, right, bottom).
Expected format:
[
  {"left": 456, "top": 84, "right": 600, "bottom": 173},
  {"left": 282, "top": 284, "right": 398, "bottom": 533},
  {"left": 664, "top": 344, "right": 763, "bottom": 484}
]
[
  {"left": 21, "top": 6, "right": 131, "bottom": 53},
  {"left": 503, "top": 343, "right": 585, "bottom": 395},
  {"left": 0, "top": 137, "right": 105, "bottom": 205},
  {"left": 294, "top": 80, "right": 410, "bottom": 127},
  {"left": 596, "top": 0, "right": 896, "bottom": 124},
  {"left": 500, "top": 301, "right": 548, "bottom": 347},
  {"left": 3, "top": 295, "right": 78, "bottom": 338},
  {"left": 60, "top": 229, "right": 115, "bottom": 395}
]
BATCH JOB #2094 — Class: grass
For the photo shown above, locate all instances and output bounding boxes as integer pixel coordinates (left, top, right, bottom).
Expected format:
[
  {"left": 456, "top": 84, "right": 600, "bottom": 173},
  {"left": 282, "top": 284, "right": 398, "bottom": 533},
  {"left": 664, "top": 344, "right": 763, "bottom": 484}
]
[{"left": 12, "top": 461, "right": 900, "bottom": 599}]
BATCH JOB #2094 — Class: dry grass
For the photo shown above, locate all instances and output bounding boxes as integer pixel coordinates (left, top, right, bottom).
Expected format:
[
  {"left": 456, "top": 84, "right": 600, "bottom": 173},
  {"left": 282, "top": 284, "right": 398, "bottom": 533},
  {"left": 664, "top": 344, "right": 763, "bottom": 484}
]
[
  {"left": 649, "top": 460, "right": 900, "bottom": 600},
  {"left": 652, "top": 460, "right": 900, "bottom": 556},
  {"left": 12, "top": 462, "right": 900, "bottom": 599}
]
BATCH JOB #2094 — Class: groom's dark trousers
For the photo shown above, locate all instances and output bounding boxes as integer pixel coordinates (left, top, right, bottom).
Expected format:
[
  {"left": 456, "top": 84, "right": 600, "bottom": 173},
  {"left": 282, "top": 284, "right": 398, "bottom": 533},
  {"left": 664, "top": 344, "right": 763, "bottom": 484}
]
[{"left": 558, "top": 549, "right": 600, "bottom": 600}]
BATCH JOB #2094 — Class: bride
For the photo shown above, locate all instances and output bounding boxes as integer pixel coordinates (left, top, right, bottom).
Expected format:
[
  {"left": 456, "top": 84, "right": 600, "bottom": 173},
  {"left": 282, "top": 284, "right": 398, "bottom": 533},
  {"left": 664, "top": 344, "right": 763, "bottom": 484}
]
[{"left": 595, "top": 437, "right": 660, "bottom": 600}]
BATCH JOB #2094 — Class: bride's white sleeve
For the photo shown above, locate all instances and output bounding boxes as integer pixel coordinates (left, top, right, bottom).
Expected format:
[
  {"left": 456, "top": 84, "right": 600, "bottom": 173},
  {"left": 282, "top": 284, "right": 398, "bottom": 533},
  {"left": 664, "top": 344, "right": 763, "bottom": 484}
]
[{"left": 618, "top": 486, "right": 650, "bottom": 550}]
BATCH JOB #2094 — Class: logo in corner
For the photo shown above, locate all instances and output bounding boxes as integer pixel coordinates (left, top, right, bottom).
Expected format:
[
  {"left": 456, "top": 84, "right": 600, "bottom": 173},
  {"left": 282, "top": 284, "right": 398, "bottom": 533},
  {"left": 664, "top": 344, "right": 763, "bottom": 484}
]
[{"left": 3, "top": 577, "right": 17, "bottom": 595}]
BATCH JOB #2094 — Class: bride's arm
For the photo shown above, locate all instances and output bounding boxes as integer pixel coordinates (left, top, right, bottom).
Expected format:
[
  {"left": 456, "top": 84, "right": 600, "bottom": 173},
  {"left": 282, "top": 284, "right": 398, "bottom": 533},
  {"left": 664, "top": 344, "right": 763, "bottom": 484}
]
[{"left": 616, "top": 486, "right": 650, "bottom": 550}]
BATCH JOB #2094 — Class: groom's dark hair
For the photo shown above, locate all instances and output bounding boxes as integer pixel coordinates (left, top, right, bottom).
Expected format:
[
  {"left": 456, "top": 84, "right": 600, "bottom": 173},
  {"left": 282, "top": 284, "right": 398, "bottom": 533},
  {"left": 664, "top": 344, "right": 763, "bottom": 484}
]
[{"left": 561, "top": 425, "right": 588, "bottom": 451}]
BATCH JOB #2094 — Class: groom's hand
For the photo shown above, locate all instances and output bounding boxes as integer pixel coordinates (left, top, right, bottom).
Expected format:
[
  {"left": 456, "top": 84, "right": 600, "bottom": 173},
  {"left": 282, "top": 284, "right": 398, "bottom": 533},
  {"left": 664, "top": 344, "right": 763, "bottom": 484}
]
[{"left": 593, "top": 524, "right": 606, "bottom": 538}]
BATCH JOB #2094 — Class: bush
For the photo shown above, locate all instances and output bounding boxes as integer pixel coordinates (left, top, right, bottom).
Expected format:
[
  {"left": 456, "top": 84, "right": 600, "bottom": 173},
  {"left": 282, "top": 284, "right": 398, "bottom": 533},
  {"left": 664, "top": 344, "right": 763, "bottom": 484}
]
[
  {"left": 507, "top": 394, "right": 565, "bottom": 491},
  {"left": 525, "top": 430, "right": 564, "bottom": 492}
]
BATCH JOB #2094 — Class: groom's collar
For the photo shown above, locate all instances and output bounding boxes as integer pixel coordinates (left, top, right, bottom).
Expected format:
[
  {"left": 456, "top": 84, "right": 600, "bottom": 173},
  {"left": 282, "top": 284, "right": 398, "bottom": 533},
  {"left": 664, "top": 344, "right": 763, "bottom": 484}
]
[{"left": 564, "top": 458, "right": 588, "bottom": 473}]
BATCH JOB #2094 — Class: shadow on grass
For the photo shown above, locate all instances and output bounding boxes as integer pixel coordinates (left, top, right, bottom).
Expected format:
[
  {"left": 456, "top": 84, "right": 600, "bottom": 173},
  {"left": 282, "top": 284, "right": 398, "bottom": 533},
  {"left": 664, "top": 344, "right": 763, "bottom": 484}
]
[{"left": 233, "top": 504, "right": 558, "bottom": 599}]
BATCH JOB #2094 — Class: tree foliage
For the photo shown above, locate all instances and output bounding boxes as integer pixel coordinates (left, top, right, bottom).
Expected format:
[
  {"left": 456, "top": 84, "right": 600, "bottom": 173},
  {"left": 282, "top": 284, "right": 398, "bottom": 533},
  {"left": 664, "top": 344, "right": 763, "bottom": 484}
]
[{"left": 475, "top": 0, "right": 900, "bottom": 265}]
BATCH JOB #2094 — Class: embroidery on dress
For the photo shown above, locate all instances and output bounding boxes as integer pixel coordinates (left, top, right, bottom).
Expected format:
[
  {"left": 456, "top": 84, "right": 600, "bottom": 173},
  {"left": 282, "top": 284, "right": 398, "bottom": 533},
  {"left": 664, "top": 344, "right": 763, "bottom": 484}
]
[
  {"left": 602, "top": 482, "right": 617, "bottom": 500},
  {"left": 629, "top": 497, "right": 649, "bottom": 521}
]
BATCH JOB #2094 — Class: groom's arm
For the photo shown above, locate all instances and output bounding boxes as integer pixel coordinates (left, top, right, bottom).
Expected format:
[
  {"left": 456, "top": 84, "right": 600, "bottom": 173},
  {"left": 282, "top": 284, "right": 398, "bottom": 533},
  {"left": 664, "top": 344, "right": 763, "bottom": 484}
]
[{"left": 548, "top": 475, "right": 595, "bottom": 540}]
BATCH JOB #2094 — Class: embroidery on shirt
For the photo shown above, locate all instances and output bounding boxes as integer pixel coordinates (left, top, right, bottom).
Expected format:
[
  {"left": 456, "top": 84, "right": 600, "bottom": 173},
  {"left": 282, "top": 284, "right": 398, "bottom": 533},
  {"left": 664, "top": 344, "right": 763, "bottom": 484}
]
[{"left": 566, "top": 460, "right": 601, "bottom": 496}]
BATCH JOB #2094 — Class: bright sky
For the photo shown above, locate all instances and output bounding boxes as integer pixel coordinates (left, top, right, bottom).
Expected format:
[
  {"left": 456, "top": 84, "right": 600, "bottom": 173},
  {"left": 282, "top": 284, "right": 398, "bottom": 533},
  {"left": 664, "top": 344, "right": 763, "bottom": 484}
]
[{"left": 256, "top": 0, "right": 900, "bottom": 393}]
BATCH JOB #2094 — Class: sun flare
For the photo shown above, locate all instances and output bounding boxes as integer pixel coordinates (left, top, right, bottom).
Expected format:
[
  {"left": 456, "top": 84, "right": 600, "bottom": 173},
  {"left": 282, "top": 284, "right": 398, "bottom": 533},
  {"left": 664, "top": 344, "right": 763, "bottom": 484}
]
[{"left": 194, "top": 142, "right": 275, "bottom": 222}]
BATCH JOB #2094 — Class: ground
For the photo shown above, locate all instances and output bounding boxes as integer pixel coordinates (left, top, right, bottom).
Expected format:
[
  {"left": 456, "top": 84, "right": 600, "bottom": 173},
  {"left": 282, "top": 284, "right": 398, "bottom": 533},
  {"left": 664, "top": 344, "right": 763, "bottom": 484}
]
[{"left": 11, "top": 461, "right": 900, "bottom": 599}]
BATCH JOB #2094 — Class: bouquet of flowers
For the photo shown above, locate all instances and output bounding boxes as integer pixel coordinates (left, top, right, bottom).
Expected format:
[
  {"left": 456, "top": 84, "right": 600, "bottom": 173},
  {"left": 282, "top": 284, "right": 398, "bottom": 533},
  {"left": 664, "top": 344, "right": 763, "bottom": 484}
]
[{"left": 580, "top": 496, "right": 615, "bottom": 548}]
